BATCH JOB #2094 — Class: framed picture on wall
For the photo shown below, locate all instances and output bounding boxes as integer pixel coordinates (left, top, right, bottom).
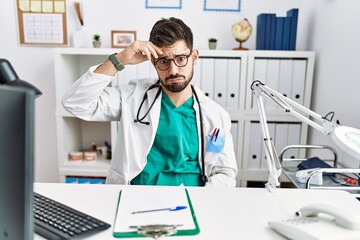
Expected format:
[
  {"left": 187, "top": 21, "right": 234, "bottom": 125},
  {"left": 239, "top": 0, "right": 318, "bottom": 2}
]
[
  {"left": 204, "top": 0, "right": 241, "bottom": 12},
  {"left": 145, "top": 0, "right": 182, "bottom": 9},
  {"left": 111, "top": 30, "right": 136, "bottom": 48}
]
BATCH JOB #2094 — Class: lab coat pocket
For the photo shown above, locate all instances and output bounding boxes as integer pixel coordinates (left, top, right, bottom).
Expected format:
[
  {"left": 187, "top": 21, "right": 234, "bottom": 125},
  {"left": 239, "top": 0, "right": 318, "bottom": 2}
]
[{"left": 206, "top": 135, "right": 225, "bottom": 153}]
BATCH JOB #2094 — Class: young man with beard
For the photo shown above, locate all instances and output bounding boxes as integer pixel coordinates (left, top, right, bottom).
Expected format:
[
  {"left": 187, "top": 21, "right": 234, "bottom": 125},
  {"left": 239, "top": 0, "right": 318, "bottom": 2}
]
[{"left": 62, "top": 17, "right": 237, "bottom": 187}]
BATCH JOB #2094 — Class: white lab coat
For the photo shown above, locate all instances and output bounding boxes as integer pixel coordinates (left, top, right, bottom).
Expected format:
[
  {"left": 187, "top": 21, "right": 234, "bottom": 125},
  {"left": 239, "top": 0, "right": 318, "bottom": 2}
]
[{"left": 62, "top": 66, "right": 238, "bottom": 187}]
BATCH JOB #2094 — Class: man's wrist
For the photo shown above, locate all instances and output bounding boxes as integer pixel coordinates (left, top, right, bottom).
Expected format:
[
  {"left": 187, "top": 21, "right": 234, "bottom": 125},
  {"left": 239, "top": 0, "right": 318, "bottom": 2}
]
[{"left": 108, "top": 53, "right": 125, "bottom": 71}]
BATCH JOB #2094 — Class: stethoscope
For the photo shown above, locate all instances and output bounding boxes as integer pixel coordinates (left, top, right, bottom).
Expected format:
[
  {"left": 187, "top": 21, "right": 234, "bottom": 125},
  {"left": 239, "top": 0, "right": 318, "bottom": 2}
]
[{"left": 134, "top": 81, "right": 207, "bottom": 186}]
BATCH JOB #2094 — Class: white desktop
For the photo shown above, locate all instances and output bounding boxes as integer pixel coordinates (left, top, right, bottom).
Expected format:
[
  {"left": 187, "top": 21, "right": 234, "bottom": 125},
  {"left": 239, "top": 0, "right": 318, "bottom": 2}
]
[{"left": 34, "top": 183, "right": 360, "bottom": 239}]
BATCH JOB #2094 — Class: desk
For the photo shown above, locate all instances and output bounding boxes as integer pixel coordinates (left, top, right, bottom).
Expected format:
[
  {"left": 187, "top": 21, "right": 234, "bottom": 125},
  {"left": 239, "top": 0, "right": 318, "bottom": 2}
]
[{"left": 34, "top": 183, "right": 360, "bottom": 239}]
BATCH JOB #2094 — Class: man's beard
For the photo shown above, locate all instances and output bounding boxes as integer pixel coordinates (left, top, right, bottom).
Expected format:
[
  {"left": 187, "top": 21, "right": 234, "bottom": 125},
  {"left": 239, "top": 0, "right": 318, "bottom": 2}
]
[{"left": 160, "top": 70, "right": 194, "bottom": 93}]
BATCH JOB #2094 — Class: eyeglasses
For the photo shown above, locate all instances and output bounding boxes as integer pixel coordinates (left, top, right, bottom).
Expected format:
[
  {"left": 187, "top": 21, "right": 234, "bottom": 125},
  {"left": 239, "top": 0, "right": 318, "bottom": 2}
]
[{"left": 154, "top": 52, "right": 192, "bottom": 71}]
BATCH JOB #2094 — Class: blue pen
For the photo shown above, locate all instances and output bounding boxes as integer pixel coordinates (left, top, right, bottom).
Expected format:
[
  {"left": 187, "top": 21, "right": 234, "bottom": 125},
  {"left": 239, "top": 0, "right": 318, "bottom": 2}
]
[
  {"left": 132, "top": 206, "right": 187, "bottom": 214},
  {"left": 214, "top": 128, "right": 220, "bottom": 142}
]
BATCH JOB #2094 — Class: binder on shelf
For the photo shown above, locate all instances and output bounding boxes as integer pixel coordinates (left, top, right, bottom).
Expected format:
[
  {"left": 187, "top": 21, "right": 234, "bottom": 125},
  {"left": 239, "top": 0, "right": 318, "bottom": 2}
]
[
  {"left": 200, "top": 58, "right": 215, "bottom": 99},
  {"left": 214, "top": 58, "right": 228, "bottom": 107},
  {"left": 269, "top": 14, "right": 277, "bottom": 50},
  {"left": 278, "top": 59, "right": 293, "bottom": 101},
  {"left": 247, "top": 122, "right": 262, "bottom": 170},
  {"left": 256, "top": 14, "right": 267, "bottom": 50},
  {"left": 291, "top": 59, "right": 307, "bottom": 105},
  {"left": 275, "top": 17, "right": 285, "bottom": 50},
  {"left": 226, "top": 59, "right": 241, "bottom": 108},
  {"left": 286, "top": 123, "right": 301, "bottom": 159},
  {"left": 274, "top": 123, "right": 289, "bottom": 154},
  {"left": 113, "top": 187, "right": 200, "bottom": 238},
  {"left": 256, "top": 8, "right": 298, "bottom": 50},
  {"left": 265, "top": 59, "right": 280, "bottom": 110},
  {"left": 287, "top": 8, "right": 299, "bottom": 50},
  {"left": 252, "top": 59, "right": 267, "bottom": 109},
  {"left": 231, "top": 121, "right": 239, "bottom": 159},
  {"left": 265, "top": 14, "right": 276, "bottom": 50},
  {"left": 282, "top": 16, "right": 292, "bottom": 50}
]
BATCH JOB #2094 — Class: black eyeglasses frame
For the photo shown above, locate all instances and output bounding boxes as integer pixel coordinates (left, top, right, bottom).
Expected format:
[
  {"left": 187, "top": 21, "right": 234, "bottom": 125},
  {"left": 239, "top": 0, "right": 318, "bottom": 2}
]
[{"left": 154, "top": 52, "right": 193, "bottom": 71}]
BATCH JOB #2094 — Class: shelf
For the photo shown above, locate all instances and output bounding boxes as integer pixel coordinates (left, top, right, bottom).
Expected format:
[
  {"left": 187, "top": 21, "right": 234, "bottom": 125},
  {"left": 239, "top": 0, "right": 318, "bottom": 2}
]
[{"left": 59, "top": 159, "right": 110, "bottom": 177}]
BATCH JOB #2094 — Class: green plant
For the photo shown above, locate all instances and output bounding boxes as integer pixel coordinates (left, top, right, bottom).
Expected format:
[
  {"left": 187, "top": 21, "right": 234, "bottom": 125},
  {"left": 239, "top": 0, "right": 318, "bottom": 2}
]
[
  {"left": 93, "top": 34, "right": 101, "bottom": 42},
  {"left": 208, "top": 38, "right": 217, "bottom": 42}
]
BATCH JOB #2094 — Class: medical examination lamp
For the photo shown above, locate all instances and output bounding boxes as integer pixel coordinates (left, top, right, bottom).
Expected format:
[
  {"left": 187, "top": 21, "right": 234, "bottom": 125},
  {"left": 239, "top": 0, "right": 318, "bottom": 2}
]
[
  {"left": 250, "top": 80, "right": 360, "bottom": 191},
  {"left": 0, "top": 58, "right": 42, "bottom": 97}
]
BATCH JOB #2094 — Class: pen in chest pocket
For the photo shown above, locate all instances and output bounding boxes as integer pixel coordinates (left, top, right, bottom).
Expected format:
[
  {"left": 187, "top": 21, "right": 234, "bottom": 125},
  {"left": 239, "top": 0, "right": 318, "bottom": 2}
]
[{"left": 211, "top": 128, "right": 220, "bottom": 142}]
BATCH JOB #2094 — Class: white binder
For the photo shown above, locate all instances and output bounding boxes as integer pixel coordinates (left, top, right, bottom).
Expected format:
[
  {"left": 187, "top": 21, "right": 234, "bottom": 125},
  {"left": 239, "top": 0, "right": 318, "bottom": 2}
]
[
  {"left": 252, "top": 59, "right": 267, "bottom": 109},
  {"left": 226, "top": 58, "right": 241, "bottom": 108},
  {"left": 247, "top": 122, "right": 262, "bottom": 170},
  {"left": 278, "top": 59, "right": 293, "bottom": 100},
  {"left": 214, "top": 58, "right": 227, "bottom": 107},
  {"left": 291, "top": 59, "right": 307, "bottom": 105},
  {"left": 265, "top": 59, "right": 280, "bottom": 110},
  {"left": 286, "top": 123, "right": 301, "bottom": 159},
  {"left": 200, "top": 58, "right": 215, "bottom": 99},
  {"left": 274, "top": 122, "right": 289, "bottom": 155},
  {"left": 231, "top": 121, "right": 239, "bottom": 160}
]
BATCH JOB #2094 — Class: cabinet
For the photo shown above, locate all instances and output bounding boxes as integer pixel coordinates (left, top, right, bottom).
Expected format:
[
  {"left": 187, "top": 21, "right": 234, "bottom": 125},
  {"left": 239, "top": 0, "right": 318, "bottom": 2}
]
[{"left": 54, "top": 48, "right": 315, "bottom": 186}]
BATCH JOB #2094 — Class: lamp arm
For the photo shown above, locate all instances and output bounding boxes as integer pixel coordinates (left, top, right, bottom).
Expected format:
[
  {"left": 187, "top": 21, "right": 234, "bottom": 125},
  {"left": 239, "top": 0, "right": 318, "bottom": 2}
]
[
  {"left": 251, "top": 81, "right": 338, "bottom": 135},
  {"left": 252, "top": 82, "right": 282, "bottom": 191}
]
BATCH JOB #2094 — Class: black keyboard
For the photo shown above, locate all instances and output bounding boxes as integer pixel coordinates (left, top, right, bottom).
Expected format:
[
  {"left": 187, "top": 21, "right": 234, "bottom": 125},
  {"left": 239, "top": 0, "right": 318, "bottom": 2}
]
[{"left": 34, "top": 192, "right": 111, "bottom": 240}]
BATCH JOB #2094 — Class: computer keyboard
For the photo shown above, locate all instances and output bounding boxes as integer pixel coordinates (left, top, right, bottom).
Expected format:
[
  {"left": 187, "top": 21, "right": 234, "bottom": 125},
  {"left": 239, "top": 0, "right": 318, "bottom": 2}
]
[{"left": 33, "top": 192, "right": 111, "bottom": 240}]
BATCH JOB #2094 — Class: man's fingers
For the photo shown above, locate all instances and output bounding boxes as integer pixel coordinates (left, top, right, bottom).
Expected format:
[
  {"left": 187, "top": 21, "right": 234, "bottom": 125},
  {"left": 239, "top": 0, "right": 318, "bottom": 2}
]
[
  {"left": 148, "top": 42, "right": 163, "bottom": 58},
  {"left": 139, "top": 47, "right": 152, "bottom": 60}
]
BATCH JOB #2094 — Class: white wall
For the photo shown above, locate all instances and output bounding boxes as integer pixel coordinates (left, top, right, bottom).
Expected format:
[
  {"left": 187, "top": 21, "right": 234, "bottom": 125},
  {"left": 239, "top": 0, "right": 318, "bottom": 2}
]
[
  {"left": 307, "top": 1, "right": 360, "bottom": 167},
  {"left": 0, "top": 0, "right": 359, "bottom": 182}
]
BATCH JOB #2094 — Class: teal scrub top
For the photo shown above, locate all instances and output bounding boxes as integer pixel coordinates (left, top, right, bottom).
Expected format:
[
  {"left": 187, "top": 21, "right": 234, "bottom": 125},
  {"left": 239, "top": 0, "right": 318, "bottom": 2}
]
[{"left": 131, "top": 92, "right": 202, "bottom": 186}]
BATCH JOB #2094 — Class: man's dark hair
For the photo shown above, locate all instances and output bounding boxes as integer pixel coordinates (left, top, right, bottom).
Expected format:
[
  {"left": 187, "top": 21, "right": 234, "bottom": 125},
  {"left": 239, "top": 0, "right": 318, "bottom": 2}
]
[{"left": 149, "top": 17, "right": 193, "bottom": 51}]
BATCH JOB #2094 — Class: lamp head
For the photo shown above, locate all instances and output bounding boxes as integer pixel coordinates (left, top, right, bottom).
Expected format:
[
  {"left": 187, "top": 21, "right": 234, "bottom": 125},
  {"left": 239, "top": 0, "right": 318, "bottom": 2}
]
[
  {"left": 0, "top": 58, "right": 42, "bottom": 98},
  {"left": 332, "top": 126, "right": 360, "bottom": 160}
]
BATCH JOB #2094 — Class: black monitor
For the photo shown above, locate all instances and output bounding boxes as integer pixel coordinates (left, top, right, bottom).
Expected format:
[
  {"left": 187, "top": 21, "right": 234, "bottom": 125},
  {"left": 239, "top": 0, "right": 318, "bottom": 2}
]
[{"left": 0, "top": 85, "right": 35, "bottom": 240}]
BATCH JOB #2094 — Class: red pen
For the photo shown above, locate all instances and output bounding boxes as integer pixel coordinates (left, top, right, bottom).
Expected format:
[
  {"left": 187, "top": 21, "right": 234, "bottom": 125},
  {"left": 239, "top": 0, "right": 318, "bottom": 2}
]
[
  {"left": 214, "top": 129, "right": 220, "bottom": 142},
  {"left": 211, "top": 128, "right": 217, "bottom": 141}
]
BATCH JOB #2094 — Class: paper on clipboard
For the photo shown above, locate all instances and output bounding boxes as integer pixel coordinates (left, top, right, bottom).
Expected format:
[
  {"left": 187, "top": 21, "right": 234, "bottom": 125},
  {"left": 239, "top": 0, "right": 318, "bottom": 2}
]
[{"left": 113, "top": 186, "right": 200, "bottom": 238}]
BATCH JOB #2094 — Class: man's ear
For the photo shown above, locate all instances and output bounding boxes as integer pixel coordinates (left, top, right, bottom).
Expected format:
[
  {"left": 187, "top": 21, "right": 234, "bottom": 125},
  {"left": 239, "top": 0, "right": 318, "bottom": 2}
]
[{"left": 192, "top": 49, "right": 199, "bottom": 64}]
